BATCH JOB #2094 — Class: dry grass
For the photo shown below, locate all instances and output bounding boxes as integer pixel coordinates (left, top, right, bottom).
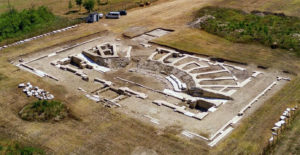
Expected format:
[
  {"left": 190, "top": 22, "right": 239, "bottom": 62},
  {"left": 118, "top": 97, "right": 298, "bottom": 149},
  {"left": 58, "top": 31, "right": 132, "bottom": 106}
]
[
  {"left": 0, "top": 81, "right": 209, "bottom": 154},
  {"left": 211, "top": 77, "right": 300, "bottom": 154},
  {"left": 153, "top": 28, "right": 300, "bottom": 74},
  {"left": 271, "top": 110, "right": 300, "bottom": 155}
]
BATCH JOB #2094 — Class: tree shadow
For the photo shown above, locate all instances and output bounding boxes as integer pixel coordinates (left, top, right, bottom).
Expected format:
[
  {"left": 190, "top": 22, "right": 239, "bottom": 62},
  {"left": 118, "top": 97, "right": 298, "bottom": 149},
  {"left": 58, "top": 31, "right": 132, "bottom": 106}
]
[
  {"left": 99, "top": 2, "right": 108, "bottom": 6},
  {"left": 65, "top": 10, "right": 79, "bottom": 15}
]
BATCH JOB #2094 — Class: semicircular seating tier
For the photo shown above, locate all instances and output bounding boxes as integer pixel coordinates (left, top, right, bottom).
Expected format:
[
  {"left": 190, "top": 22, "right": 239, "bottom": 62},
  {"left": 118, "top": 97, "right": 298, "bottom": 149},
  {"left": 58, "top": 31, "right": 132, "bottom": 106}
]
[{"left": 148, "top": 48, "right": 254, "bottom": 98}]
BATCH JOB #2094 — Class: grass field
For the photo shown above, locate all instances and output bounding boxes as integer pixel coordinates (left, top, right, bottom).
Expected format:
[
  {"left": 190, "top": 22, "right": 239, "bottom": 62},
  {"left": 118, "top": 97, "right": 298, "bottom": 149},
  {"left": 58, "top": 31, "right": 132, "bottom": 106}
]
[
  {"left": 194, "top": 7, "right": 300, "bottom": 55},
  {"left": 270, "top": 110, "right": 300, "bottom": 154},
  {"left": 213, "top": 0, "right": 300, "bottom": 17},
  {"left": 212, "top": 77, "right": 300, "bottom": 154}
]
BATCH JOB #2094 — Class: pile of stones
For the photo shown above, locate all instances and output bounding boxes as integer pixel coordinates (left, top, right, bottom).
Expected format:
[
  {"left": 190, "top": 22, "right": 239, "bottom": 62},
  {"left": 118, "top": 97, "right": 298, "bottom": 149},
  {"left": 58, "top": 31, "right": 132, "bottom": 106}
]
[{"left": 18, "top": 82, "right": 54, "bottom": 100}]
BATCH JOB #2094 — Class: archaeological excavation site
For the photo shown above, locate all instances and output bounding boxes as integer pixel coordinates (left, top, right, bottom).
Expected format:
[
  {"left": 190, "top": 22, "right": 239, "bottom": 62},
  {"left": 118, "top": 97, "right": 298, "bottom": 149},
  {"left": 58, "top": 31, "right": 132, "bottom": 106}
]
[{"left": 14, "top": 28, "right": 290, "bottom": 147}]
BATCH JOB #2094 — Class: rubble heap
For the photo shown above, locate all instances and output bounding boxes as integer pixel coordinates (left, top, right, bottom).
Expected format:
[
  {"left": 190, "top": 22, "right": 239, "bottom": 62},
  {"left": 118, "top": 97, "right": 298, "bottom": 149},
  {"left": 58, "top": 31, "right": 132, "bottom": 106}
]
[{"left": 18, "top": 82, "right": 54, "bottom": 100}]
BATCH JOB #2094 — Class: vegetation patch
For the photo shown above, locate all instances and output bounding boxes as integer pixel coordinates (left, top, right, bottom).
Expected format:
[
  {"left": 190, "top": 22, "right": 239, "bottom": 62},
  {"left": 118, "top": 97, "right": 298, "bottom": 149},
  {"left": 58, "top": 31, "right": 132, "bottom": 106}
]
[
  {"left": 194, "top": 6, "right": 300, "bottom": 55},
  {"left": 0, "top": 73, "right": 7, "bottom": 81},
  {"left": 0, "top": 141, "right": 43, "bottom": 154},
  {"left": 0, "top": 6, "right": 80, "bottom": 45},
  {"left": 19, "top": 100, "right": 69, "bottom": 122}
]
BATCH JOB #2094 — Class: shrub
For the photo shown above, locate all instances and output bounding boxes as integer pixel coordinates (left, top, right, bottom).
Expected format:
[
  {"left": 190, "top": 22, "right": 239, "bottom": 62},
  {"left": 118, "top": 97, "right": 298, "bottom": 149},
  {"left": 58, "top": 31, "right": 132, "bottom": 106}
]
[
  {"left": 19, "top": 100, "right": 68, "bottom": 121},
  {"left": 0, "top": 73, "right": 7, "bottom": 81},
  {"left": 0, "top": 6, "right": 82, "bottom": 45},
  {"left": 0, "top": 6, "right": 55, "bottom": 42},
  {"left": 83, "top": 0, "right": 95, "bottom": 13},
  {"left": 0, "top": 142, "right": 43, "bottom": 154}
]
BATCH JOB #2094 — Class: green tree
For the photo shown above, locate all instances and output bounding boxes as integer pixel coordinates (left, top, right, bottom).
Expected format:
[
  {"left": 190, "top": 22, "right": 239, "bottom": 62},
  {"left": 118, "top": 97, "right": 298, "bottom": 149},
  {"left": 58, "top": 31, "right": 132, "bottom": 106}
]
[
  {"left": 83, "top": 0, "right": 95, "bottom": 13},
  {"left": 68, "top": 0, "right": 73, "bottom": 10},
  {"left": 75, "top": 0, "right": 83, "bottom": 10}
]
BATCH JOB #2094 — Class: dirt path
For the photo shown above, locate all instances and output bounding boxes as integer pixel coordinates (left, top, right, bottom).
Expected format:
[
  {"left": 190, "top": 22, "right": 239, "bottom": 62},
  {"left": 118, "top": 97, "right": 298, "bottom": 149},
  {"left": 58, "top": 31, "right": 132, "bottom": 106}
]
[{"left": 84, "top": 0, "right": 214, "bottom": 34}]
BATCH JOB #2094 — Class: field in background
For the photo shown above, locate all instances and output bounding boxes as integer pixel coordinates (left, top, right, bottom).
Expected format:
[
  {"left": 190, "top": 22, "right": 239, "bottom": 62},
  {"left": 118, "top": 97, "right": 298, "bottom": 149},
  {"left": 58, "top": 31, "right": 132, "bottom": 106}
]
[
  {"left": 0, "top": 0, "right": 157, "bottom": 18},
  {"left": 194, "top": 7, "right": 300, "bottom": 55},
  {"left": 0, "top": 6, "right": 81, "bottom": 46},
  {"left": 213, "top": 0, "right": 300, "bottom": 17},
  {"left": 0, "top": 0, "right": 158, "bottom": 46}
]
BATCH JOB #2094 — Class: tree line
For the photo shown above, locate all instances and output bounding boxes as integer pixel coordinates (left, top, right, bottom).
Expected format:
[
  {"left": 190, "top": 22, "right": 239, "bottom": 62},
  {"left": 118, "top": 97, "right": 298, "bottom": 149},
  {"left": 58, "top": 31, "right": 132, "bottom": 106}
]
[
  {"left": 0, "top": 6, "right": 55, "bottom": 42},
  {"left": 69, "top": 0, "right": 109, "bottom": 12}
]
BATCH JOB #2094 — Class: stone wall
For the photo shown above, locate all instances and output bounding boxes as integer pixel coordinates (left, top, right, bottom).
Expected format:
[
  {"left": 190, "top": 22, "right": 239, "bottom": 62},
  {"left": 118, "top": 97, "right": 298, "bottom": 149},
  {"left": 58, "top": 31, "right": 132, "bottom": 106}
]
[
  {"left": 187, "top": 87, "right": 233, "bottom": 100},
  {"left": 82, "top": 51, "right": 130, "bottom": 68}
]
